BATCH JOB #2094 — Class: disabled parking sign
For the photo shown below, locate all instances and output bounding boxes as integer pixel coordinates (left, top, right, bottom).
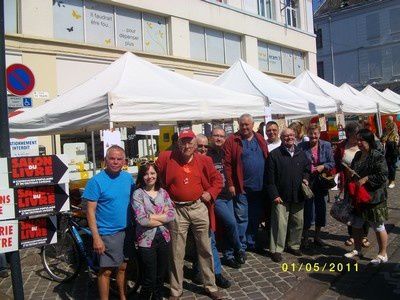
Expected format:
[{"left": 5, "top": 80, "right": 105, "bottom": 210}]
[{"left": 6, "top": 64, "right": 35, "bottom": 96}]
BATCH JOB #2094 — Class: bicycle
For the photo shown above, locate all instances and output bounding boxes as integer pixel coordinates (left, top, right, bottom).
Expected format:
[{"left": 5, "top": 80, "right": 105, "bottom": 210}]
[{"left": 41, "top": 208, "right": 141, "bottom": 296}]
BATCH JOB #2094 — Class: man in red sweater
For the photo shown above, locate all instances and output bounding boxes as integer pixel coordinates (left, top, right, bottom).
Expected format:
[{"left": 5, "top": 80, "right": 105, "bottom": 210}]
[
  {"left": 223, "top": 114, "right": 269, "bottom": 254},
  {"left": 156, "top": 130, "right": 224, "bottom": 300}
]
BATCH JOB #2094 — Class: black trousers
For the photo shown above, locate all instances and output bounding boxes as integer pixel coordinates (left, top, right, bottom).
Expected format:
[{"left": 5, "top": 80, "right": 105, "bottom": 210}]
[{"left": 138, "top": 232, "right": 170, "bottom": 300}]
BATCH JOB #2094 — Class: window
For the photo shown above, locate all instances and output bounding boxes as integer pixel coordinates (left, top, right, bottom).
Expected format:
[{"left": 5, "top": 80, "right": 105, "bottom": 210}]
[
  {"left": 258, "top": 0, "right": 274, "bottom": 19},
  {"left": 366, "top": 13, "right": 380, "bottom": 40},
  {"left": 392, "top": 45, "right": 400, "bottom": 76},
  {"left": 189, "top": 25, "right": 241, "bottom": 64},
  {"left": 85, "top": 1, "right": 115, "bottom": 47},
  {"left": 317, "top": 61, "right": 324, "bottom": 79},
  {"left": 316, "top": 28, "right": 323, "bottom": 49},
  {"left": 5, "top": 0, "right": 18, "bottom": 33},
  {"left": 53, "top": 1, "right": 167, "bottom": 54},
  {"left": 115, "top": 7, "right": 142, "bottom": 51},
  {"left": 368, "top": 48, "right": 382, "bottom": 79},
  {"left": 258, "top": 41, "right": 304, "bottom": 76},
  {"left": 293, "top": 51, "right": 305, "bottom": 76},
  {"left": 285, "top": 0, "right": 298, "bottom": 28},
  {"left": 389, "top": 8, "right": 400, "bottom": 33}
]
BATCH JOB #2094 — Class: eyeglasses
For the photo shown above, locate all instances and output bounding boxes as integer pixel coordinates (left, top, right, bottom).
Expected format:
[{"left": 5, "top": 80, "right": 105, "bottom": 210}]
[{"left": 197, "top": 144, "right": 209, "bottom": 149}]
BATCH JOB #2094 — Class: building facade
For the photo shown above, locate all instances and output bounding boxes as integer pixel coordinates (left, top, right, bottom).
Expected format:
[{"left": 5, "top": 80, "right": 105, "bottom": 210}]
[
  {"left": 314, "top": 0, "right": 400, "bottom": 92},
  {"left": 4, "top": 0, "right": 316, "bottom": 153}
]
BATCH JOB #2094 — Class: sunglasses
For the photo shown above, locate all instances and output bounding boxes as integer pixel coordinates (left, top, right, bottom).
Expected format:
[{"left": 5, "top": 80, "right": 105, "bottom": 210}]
[
  {"left": 197, "top": 144, "right": 209, "bottom": 149},
  {"left": 139, "top": 160, "right": 155, "bottom": 166}
]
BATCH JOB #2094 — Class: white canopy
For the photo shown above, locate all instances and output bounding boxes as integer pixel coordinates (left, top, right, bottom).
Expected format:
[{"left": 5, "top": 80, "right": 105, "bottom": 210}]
[
  {"left": 290, "top": 71, "right": 377, "bottom": 114},
  {"left": 362, "top": 85, "right": 400, "bottom": 113},
  {"left": 9, "top": 52, "right": 265, "bottom": 137},
  {"left": 213, "top": 59, "right": 337, "bottom": 116},
  {"left": 383, "top": 88, "right": 400, "bottom": 105},
  {"left": 341, "top": 83, "right": 400, "bottom": 114}
]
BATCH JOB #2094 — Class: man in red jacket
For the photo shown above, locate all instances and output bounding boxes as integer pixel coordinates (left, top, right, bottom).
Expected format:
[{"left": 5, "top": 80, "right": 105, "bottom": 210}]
[
  {"left": 156, "top": 129, "right": 224, "bottom": 300},
  {"left": 223, "top": 114, "right": 269, "bottom": 255}
]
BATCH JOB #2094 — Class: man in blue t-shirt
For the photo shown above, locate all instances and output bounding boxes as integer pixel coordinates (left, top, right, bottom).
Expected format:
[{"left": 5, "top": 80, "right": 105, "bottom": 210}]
[{"left": 83, "top": 145, "right": 134, "bottom": 300}]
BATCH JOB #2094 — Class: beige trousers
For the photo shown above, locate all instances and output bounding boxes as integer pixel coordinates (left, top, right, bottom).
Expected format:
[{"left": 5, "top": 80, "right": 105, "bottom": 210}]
[
  {"left": 269, "top": 201, "right": 304, "bottom": 253},
  {"left": 170, "top": 200, "right": 217, "bottom": 296}
]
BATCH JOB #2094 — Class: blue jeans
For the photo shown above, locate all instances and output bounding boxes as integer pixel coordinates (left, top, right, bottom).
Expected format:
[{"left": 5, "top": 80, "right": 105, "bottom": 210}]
[
  {"left": 233, "top": 193, "right": 248, "bottom": 251},
  {"left": 246, "top": 191, "right": 265, "bottom": 249},
  {"left": 304, "top": 193, "right": 328, "bottom": 229},
  {"left": 215, "top": 198, "right": 242, "bottom": 260},
  {"left": 193, "top": 231, "right": 221, "bottom": 275}
]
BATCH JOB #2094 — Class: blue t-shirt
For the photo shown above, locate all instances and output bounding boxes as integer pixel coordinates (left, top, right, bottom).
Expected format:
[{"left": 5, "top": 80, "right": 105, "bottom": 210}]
[
  {"left": 83, "top": 170, "right": 135, "bottom": 235},
  {"left": 241, "top": 137, "right": 265, "bottom": 192}
]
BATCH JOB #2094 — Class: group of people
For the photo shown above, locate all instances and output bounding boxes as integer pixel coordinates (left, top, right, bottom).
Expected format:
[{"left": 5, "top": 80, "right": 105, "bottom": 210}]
[{"left": 83, "top": 113, "right": 396, "bottom": 300}]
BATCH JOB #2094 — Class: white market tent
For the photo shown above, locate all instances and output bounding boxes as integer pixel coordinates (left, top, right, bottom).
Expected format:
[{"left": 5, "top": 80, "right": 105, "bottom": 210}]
[
  {"left": 9, "top": 52, "right": 265, "bottom": 137},
  {"left": 383, "top": 88, "right": 400, "bottom": 105},
  {"left": 213, "top": 59, "right": 337, "bottom": 116},
  {"left": 290, "top": 70, "right": 378, "bottom": 114},
  {"left": 341, "top": 83, "right": 400, "bottom": 114},
  {"left": 362, "top": 85, "right": 400, "bottom": 112}
]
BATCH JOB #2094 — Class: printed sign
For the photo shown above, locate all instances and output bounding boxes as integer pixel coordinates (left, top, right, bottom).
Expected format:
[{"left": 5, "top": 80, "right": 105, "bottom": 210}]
[
  {"left": 7, "top": 96, "right": 32, "bottom": 108},
  {"left": 0, "top": 189, "right": 16, "bottom": 220},
  {"left": 10, "top": 137, "right": 39, "bottom": 157},
  {"left": 18, "top": 217, "right": 57, "bottom": 250},
  {"left": 6, "top": 64, "right": 35, "bottom": 96},
  {"left": 6, "top": 155, "right": 69, "bottom": 188},
  {"left": 0, "top": 219, "right": 19, "bottom": 253}
]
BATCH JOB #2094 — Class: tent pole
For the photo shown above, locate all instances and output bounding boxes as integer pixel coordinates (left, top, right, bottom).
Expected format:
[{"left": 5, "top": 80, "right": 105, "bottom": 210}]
[
  {"left": 376, "top": 105, "right": 383, "bottom": 137},
  {"left": 150, "top": 134, "right": 155, "bottom": 160},
  {"left": 145, "top": 135, "right": 150, "bottom": 158},
  {"left": 91, "top": 131, "right": 97, "bottom": 174},
  {"left": 51, "top": 135, "right": 57, "bottom": 154}
]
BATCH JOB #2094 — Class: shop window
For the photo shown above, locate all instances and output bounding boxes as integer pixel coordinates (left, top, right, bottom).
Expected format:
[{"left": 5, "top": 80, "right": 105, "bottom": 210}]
[
  {"left": 282, "top": 48, "right": 294, "bottom": 75},
  {"left": 389, "top": 8, "right": 400, "bottom": 34},
  {"left": 224, "top": 33, "right": 241, "bottom": 65},
  {"left": 294, "top": 50, "right": 304, "bottom": 76},
  {"left": 53, "top": 0, "right": 84, "bottom": 42},
  {"left": 190, "top": 24, "right": 206, "bottom": 61},
  {"left": 317, "top": 61, "right": 324, "bottom": 79},
  {"left": 116, "top": 7, "right": 142, "bottom": 51},
  {"left": 85, "top": 0, "right": 115, "bottom": 47},
  {"left": 268, "top": 44, "right": 282, "bottom": 74},
  {"left": 206, "top": 28, "right": 225, "bottom": 64},
  {"left": 258, "top": 41, "right": 269, "bottom": 72},
  {"left": 5, "top": 0, "right": 18, "bottom": 33},
  {"left": 143, "top": 13, "right": 168, "bottom": 55},
  {"left": 366, "top": 13, "right": 380, "bottom": 40},
  {"left": 316, "top": 28, "right": 323, "bottom": 49}
]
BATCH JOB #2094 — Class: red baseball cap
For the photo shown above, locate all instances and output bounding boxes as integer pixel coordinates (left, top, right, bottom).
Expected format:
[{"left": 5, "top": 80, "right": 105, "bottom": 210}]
[{"left": 178, "top": 129, "right": 196, "bottom": 140}]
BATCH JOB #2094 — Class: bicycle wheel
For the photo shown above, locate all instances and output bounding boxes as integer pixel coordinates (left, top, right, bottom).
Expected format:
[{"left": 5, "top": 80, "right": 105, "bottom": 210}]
[
  {"left": 42, "top": 230, "right": 82, "bottom": 282},
  {"left": 109, "top": 252, "right": 141, "bottom": 296}
]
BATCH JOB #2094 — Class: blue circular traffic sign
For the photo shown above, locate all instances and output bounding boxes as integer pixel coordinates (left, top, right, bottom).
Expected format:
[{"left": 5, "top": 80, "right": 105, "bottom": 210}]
[{"left": 6, "top": 64, "right": 35, "bottom": 96}]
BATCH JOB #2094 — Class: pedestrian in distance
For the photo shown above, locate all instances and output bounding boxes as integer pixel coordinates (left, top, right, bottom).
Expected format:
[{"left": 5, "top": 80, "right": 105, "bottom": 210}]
[
  {"left": 265, "top": 121, "right": 281, "bottom": 152},
  {"left": 132, "top": 162, "right": 175, "bottom": 300},
  {"left": 381, "top": 116, "right": 399, "bottom": 189},
  {"left": 84, "top": 145, "right": 135, "bottom": 300}
]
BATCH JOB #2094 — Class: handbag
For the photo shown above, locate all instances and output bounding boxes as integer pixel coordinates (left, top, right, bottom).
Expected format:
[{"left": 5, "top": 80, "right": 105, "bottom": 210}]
[
  {"left": 317, "top": 172, "right": 337, "bottom": 190},
  {"left": 301, "top": 182, "right": 314, "bottom": 200},
  {"left": 347, "top": 182, "right": 371, "bottom": 204},
  {"left": 330, "top": 194, "right": 353, "bottom": 224}
]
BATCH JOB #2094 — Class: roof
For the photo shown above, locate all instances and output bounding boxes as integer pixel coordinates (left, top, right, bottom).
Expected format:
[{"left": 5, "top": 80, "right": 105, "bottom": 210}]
[{"left": 315, "top": 0, "right": 381, "bottom": 17}]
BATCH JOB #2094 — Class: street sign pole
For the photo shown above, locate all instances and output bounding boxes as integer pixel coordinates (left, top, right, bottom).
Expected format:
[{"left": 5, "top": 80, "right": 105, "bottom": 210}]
[{"left": 0, "top": 1, "right": 25, "bottom": 299}]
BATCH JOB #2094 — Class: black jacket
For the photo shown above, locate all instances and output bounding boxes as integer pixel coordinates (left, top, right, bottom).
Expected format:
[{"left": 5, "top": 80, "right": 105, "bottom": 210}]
[{"left": 265, "top": 145, "right": 310, "bottom": 203}]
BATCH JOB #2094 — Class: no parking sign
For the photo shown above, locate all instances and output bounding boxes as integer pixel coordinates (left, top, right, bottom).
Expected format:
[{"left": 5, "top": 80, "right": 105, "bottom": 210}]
[{"left": 6, "top": 64, "right": 35, "bottom": 96}]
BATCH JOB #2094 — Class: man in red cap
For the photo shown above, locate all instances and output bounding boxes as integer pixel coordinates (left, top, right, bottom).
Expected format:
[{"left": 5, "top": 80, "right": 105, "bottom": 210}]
[{"left": 156, "top": 129, "right": 224, "bottom": 300}]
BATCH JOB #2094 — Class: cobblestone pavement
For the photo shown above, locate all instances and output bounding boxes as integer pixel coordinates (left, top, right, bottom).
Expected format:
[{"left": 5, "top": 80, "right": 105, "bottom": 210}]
[{"left": 1, "top": 177, "right": 399, "bottom": 300}]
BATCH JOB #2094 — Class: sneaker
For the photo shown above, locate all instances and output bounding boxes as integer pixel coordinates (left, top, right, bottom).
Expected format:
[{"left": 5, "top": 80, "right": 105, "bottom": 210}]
[
  {"left": 344, "top": 250, "right": 361, "bottom": 259},
  {"left": 388, "top": 182, "right": 395, "bottom": 189},
  {"left": 215, "top": 274, "right": 231, "bottom": 289},
  {"left": 235, "top": 251, "right": 246, "bottom": 265},
  {"left": 223, "top": 258, "right": 241, "bottom": 269},
  {"left": 271, "top": 252, "right": 282, "bottom": 263},
  {"left": 370, "top": 254, "right": 388, "bottom": 265},
  {"left": 0, "top": 270, "right": 9, "bottom": 278},
  {"left": 286, "top": 247, "right": 302, "bottom": 257}
]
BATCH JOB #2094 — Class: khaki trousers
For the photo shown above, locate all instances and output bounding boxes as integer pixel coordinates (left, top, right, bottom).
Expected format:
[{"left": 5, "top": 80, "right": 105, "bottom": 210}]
[
  {"left": 170, "top": 200, "right": 217, "bottom": 296},
  {"left": 269, "top": 201, "right": 304, "bottom": 253}
]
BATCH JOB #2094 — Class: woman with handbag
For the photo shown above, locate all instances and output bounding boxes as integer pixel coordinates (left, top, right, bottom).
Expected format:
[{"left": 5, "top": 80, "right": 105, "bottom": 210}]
[
  {"left": 344, "top": 129, "right": 389, "bottom": 265},
  {"left": 299, "top": 123, "right": 335, "bottom": 247},
  {"left": 333, "top": 122, "right": 370, "bottom": 247}
]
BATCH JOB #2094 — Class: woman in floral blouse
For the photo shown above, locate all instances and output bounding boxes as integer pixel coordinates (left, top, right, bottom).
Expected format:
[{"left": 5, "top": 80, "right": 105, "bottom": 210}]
[{"left": 132, "top": 162, "right": 175, "bottom": 300}]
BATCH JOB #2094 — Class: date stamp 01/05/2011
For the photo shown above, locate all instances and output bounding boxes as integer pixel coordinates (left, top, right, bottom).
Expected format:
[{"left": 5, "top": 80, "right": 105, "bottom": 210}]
[{"left": 281, "top": 262, "right": 359, "bottom": 273}]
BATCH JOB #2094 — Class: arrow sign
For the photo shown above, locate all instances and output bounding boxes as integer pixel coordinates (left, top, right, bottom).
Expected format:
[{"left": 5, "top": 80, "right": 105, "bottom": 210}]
[{"left": 7, "top": 155, "right": 69, "bottom": 188}]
